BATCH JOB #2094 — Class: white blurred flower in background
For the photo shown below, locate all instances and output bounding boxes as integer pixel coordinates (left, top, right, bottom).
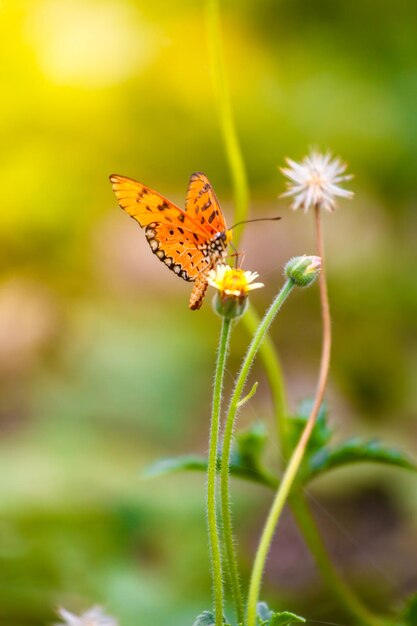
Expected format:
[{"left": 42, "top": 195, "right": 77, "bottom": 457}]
[
  {"left": 55, "top": 606, "right": 118, "bottom": 626},
  {"left": 281, "top": 150, "right": 353, "bottom": 213}
]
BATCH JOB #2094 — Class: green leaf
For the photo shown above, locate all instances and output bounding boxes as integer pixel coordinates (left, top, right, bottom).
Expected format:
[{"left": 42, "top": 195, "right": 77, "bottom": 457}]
[
  {"left": 286, "top": 399, "right": 332, "bottom": 456},
  {"left": 401, "top": 591, "right": 417, "bottom": 626},
  {"left": 268, "top": 612, "right": 306, "bottom": 625},
  {"left": 142, "top": 454, "right": 208, "bottom": 479},
  {"left": 306, "top": 437, "right": 417, "bottom": 482},
  {"left": 142, "top": 448, "right": 278, "bottom": 490},
  {"left": 255, "top": 603, "right": 305, "bottom": 626},
  {"left": 233, "top": 422, "right": 268, "bottom": 472},
  {"left": 284, "top": 399, "right": 417, "bottom": 486}
]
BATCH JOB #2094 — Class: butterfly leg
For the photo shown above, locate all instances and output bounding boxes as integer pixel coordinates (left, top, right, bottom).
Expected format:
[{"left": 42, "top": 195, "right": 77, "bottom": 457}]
[{"left": 227, "top": 247, "right": 245, "bottom": 269}]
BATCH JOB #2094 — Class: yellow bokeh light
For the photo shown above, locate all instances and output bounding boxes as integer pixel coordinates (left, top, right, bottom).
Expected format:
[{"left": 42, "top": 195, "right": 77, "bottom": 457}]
[{"left": 26, "top": 0, "right": 160, "bottom": 87}]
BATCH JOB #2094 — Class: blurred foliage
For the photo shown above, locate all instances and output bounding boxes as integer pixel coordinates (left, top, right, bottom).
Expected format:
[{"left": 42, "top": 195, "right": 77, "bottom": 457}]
[{"left": 0, "top": 0, "right": 417, "bottom": 625}]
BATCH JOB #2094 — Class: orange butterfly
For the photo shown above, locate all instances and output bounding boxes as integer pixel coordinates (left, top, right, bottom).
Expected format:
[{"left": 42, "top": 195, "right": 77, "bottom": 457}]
[{"left": 109, "top": 172, "right": 232, "bottom": 310}]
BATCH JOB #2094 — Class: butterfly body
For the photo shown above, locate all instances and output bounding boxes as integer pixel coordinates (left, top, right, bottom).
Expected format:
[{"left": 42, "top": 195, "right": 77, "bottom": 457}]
[{"left": 109, "top": 172, "right": 231, "bottom": 309}]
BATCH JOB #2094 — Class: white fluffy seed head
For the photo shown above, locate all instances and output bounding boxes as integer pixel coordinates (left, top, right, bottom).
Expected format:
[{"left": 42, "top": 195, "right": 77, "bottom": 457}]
[{"left": 280, "top": 150, "right": 353, "bottom": 213}]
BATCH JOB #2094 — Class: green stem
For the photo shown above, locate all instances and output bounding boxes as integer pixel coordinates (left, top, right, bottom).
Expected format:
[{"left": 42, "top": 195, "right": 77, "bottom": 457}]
[
  {"left": 220, "top": 280, "right": 295, "bottom": 624},
  {"left": 208, "top": 316, "right": 232, "bottom": 626},
  {"left": 205, "top": 0, "right": 250, "bottom": 247}
]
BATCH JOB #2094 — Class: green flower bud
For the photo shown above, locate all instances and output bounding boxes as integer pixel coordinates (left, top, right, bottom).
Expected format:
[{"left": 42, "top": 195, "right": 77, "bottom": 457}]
[
  {"left": 212, "top": 291, "right": 249, "bottom": 319},
  {"left": 285, "top": 255, "right": 321, "bottom": 287}
]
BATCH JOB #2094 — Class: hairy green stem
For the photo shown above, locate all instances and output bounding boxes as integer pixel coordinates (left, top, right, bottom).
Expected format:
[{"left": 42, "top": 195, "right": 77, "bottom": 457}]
[
  {"left": 208, "top": 316, "right": 232, "bottom": 626},
  {"left": 205, "top": 0, "right": 249, "bottom": 247},
  {"left": 220, "top": 280, "right": 295, "bottom": 623}
]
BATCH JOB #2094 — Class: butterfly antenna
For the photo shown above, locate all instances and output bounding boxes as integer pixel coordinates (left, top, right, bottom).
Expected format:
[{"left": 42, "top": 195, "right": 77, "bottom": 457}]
[{"left": 230, "top": 216, "right": 281, "bottom": 230}]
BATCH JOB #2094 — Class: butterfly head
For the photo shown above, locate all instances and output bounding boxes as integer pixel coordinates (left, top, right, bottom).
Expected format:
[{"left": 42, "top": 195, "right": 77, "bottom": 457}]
[
  {"left": 211, "top": 229, "right": 232, "bottom": 255},
  {"left": 225, "top": 229, "right": 233, "bottom": 245}
]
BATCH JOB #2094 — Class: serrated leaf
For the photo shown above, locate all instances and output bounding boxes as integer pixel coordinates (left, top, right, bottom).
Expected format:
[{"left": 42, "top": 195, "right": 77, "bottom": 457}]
[
  {"left": 256, "top": 604, "right": 305, "bottom": 626},
  {"left": 268, "top": 611, "right": 306, "bottom": 625},
  {"left": 142, "top": 452, "right": 278, "bottom": 489},
  {"left": 306, "top": 437, "right": 417, "bottom": 482},
  {"left": 286, "top": 399, "right": 332, "bottom": 456}
]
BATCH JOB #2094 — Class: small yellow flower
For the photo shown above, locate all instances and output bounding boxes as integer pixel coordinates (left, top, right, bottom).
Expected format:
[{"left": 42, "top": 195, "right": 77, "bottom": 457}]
[
  {"left": 280, "top": 150, "right": 353, "bottom": 213},
  {"left": 207, "top": 264, "right": 264, "bottom": 318},
  {"left": 208, "top": 265, "right": 264, "bottom": 298}
]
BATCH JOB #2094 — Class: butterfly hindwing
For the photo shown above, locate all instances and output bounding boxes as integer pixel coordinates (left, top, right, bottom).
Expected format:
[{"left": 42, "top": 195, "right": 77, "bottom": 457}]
[{"left": 146, "top": 221, "right": 212, "bottom": 282}]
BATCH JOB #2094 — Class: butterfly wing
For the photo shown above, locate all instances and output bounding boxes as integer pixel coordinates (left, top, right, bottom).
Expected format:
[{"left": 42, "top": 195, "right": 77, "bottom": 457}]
[
  {"left": 110, "top": 174, "right": 215, "bottom": 288},
  {"left": 185, "top": 172, "right": 229, "bottom": 309},
  {"left": 185, "top": 172, "right": 228, "bottom": 234}
]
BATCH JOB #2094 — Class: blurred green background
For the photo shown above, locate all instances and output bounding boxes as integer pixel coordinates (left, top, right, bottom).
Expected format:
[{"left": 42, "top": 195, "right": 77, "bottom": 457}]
[{"left": 0, "top": 0, "right": 417, "bottom": 624}]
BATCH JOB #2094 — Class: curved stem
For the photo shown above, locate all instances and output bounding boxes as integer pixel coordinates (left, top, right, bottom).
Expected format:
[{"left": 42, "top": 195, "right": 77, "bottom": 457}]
[
  {"left": 287, "top": 208, "right": 383, "bottom": 626},
  {"left": 220, "top": 280, "right": 295, "bottom": 623},
  {"left": 205, "top": 0, "right": 250, "bottom": 247},
  {"left": 314, "top": 206, "right": 332, "bottom": 404},
  {"left": 208, "top": 316, "right": 232, "bottom": 626}
]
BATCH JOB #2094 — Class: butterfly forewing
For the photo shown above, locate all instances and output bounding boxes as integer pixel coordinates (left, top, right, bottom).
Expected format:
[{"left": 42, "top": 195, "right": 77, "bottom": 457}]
[
  {"left": 110, "top": 175, "right": 206, "bottom": 234},
  {"left": 185, "top": 172, "right": 227, "bottom": 235}
]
